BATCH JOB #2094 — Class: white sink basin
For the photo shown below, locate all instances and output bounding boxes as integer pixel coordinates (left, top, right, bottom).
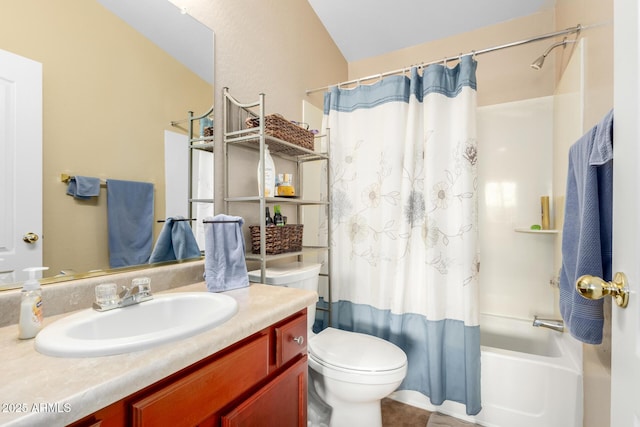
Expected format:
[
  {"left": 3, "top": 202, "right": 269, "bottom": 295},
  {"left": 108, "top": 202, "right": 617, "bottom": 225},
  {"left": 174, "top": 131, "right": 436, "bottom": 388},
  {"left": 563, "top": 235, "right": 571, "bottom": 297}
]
[{"left": 35, "top": 292, "right": 238, "bottom": 358}]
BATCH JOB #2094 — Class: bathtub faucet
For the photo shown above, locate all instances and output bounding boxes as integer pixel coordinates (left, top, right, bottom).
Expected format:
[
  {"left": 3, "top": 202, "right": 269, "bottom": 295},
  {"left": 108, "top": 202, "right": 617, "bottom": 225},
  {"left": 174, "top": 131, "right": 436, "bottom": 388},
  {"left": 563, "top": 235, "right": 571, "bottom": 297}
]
[{"left": 532, "top": 316, "right": 564, "bottom": 332}]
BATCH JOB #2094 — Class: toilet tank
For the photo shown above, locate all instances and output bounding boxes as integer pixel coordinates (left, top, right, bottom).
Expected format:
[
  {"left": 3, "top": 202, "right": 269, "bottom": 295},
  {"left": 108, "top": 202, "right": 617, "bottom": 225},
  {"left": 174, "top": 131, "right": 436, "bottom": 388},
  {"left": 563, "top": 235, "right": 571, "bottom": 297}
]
[
  {"left": 247, "top": 262, "right": 321, "bottom": 291},
  {"left": 248, "top": 262, "right": 321, "bottom": 332}
]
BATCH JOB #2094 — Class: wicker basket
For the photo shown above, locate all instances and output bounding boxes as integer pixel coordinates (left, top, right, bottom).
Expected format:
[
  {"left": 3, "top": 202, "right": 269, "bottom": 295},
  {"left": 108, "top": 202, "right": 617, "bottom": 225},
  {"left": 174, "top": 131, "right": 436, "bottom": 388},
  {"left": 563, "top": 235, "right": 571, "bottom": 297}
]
[
  {"left": 249, "top": 224, "right": 304, "bottom": 255},
  {"left": 245, "top": 114, "right": 314, "bottom": 151}
]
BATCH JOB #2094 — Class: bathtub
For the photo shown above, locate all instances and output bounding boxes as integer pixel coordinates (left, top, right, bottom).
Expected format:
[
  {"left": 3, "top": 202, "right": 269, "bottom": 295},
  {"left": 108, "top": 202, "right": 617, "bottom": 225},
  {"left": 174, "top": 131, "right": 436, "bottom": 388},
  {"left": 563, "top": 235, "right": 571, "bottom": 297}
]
[{"left": 389, "top": 313, "right": 583, "bottom": 427}]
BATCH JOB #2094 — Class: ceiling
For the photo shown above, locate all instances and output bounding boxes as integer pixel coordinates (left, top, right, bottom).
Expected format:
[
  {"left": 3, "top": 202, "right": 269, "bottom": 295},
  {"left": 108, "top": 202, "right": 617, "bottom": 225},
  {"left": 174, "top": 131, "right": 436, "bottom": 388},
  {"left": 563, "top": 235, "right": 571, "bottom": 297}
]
[
  {"left": 307, "top": 0, "right": 556, "bottom": 62},
  {"left": 96, "top": 0, "right": 213, "bottom": 84}
]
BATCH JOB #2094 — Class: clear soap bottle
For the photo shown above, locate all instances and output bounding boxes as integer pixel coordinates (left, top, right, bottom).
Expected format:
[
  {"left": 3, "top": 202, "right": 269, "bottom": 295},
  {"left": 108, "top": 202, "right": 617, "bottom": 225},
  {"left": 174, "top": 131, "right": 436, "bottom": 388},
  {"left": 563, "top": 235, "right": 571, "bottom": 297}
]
[{"left": 18, "top": 267, "right": 48, "bottom": 339}]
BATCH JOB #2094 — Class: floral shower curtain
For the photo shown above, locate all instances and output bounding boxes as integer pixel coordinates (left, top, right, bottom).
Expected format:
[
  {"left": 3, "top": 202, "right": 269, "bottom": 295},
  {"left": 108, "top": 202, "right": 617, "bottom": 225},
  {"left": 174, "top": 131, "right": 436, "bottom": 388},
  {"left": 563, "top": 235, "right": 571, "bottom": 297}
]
[{"left": 323, "top": 55, "right": 481, "bottom": 414}]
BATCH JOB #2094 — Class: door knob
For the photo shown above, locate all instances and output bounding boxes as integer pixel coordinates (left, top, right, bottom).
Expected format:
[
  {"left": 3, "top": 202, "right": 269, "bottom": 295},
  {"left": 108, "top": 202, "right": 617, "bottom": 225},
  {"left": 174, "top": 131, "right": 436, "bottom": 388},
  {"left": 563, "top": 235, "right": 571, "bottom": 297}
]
[
  {"left": 22, "top": 232, "right": 39, "bottom": 244},
  {"left": 576, "top": 272, "right": 629, "bottom": 308}
]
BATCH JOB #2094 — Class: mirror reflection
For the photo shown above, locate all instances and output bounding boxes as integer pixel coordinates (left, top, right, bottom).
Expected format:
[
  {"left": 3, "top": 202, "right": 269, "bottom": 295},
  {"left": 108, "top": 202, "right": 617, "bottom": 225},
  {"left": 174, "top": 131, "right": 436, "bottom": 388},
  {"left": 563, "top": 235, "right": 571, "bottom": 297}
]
[{"left": 0, "top": 0, "right": 214, "bottom": 288}]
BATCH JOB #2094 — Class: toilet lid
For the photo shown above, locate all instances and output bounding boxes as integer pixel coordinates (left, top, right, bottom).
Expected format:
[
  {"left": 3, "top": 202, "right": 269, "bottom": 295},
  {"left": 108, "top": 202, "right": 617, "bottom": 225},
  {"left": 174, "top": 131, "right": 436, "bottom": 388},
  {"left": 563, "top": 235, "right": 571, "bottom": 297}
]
[{"left": 309, "top": 328, "right": 407, "bottom": 372}]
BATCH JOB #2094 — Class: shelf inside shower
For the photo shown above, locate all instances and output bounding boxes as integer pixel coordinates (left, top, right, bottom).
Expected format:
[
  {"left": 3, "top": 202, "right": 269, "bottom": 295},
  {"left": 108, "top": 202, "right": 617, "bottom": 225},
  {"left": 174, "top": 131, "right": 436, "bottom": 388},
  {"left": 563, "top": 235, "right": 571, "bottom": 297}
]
[{"left": 514, "top": 228, "right": 559, "bottom": 234}]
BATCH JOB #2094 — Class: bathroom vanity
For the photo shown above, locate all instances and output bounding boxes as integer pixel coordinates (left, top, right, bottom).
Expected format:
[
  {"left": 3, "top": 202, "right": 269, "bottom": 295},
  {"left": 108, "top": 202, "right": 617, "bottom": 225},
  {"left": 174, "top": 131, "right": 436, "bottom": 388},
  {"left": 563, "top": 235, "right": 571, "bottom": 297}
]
[{"left": 0, "top": 281, "right": 316, "bottom": 427}]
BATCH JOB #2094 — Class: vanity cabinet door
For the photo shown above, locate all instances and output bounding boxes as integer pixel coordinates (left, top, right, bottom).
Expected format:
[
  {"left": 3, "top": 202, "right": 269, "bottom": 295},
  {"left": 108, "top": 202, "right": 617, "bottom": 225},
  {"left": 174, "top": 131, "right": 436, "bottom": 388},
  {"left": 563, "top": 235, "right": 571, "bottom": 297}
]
[
  {"left": 275, "top": 311, "right": 307, "bottom": 368},
  {"left": 131, "top": 333, "right": 269, "bottom": 427},
  {"left": 221, "top": 355, "right": 307, "bottom": 427}
]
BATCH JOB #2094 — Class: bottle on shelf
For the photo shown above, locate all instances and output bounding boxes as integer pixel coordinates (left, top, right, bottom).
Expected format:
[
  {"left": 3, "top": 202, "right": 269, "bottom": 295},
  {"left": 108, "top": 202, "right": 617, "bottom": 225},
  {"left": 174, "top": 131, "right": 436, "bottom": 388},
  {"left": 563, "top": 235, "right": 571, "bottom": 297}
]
[
  {"left": 273, "top": 205, "right": 284, "bottom": 226},
  {"left": 265, "top": 207, "right": 274, "bottom": 226}
]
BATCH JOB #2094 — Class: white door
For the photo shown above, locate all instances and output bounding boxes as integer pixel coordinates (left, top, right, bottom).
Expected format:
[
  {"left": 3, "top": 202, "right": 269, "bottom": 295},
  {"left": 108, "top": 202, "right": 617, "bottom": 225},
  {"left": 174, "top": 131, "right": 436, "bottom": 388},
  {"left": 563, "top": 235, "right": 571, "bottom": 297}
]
[
  {"left": 611, "top": 1, "right": 640, "bottom": 425},
  {"left": 0, "top": 49, "right": 43, "bottom": 286}
]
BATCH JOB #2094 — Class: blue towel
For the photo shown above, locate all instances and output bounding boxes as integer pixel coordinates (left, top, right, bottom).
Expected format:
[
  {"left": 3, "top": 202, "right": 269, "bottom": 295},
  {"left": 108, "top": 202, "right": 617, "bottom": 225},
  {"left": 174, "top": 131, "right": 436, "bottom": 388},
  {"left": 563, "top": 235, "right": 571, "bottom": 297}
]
[
  {"left": 107, "top": 179, "right": 154, "bottom": 268},
  {"left": 66, "top": 176, "right": 101, "bottom": 200},
  {"left": 204, "top": 214, "right": 249, "bottom": 292},
  {"left": 149, "top": 216, "right": 201, "bottom": 263},
  {"left": 559, "top": 109, "right": 613, "bottom": 344}
]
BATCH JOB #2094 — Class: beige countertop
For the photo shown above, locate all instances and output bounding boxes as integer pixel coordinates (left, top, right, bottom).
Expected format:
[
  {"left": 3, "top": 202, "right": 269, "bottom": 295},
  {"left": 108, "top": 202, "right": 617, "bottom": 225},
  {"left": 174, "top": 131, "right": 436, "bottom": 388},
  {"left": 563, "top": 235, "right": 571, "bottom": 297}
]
[{"left": 0, "top": 282, "right": 317, "bottom": 427}]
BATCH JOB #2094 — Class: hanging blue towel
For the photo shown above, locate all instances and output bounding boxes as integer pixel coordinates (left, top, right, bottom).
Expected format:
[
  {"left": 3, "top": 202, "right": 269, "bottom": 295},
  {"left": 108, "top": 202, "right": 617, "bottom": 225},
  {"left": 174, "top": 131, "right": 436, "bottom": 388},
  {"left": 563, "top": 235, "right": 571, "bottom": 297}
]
[
  {"left": 559, "top": 109, "right": 613, "bottom": 344},
  {"left": 204, "top": 214, "right": 249, "bottom": 292},
  {"left": 149, "top": 216, "right": 201, "bottom": 263},
  {"left": 66, "top": 176, "right": 101, "bottom": 200},
  {"left": 107, "top": 179, "right": 154, "bottom": 268}
]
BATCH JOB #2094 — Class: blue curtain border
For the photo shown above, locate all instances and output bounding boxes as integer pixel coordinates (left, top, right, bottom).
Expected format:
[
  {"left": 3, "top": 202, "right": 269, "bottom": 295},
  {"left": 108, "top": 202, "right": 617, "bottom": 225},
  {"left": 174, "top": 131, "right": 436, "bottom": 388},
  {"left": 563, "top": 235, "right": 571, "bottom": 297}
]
[{"left": 324, "top": 55, "right": 477, "bottom": 114}]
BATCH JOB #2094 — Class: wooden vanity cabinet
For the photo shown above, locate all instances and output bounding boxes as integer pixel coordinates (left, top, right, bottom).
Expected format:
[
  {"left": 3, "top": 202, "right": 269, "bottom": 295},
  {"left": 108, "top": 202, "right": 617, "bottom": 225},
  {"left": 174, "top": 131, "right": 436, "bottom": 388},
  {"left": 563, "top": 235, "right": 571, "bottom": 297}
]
[{"left": 68, "top": 310, "right": 308, "bottom": 427}]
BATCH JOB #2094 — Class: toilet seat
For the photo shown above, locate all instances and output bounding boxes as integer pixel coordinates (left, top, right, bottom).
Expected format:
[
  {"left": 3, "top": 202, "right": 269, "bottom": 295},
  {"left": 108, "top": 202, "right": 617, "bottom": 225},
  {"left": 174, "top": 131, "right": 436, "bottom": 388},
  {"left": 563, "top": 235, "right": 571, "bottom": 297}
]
[
  {"left": 309, "top": 328, "right": 407, "bottom": 372},
  {"left": 308, "top": 327, "right": 407, "bottom": 384}
]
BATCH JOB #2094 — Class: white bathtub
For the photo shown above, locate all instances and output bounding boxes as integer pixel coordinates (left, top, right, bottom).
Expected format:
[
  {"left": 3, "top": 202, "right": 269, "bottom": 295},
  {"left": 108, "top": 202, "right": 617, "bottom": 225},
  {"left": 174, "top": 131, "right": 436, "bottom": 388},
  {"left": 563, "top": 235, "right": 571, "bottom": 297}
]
[{"left": 389, "top": 314, "right": 583, "bottom": 427}]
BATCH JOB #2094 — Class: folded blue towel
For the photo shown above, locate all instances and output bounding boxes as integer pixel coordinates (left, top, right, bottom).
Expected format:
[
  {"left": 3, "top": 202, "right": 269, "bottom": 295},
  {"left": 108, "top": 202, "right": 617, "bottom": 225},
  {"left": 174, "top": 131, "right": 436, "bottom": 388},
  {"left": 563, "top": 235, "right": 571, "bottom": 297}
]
[
  {"left": 204, "top": 214, "right": 249, "bottom": 292},
  {"left": 149, "top": 216, "right": 201, "bottom": 263},
  {"left": 107, "top": 179, "right": 154, "bottom": 268},
  {"left": 66, "top": 176, "right": 101, "bottom": 200},
  {"left": 559, "top": 109, "right": 613, "bottom": 344}
]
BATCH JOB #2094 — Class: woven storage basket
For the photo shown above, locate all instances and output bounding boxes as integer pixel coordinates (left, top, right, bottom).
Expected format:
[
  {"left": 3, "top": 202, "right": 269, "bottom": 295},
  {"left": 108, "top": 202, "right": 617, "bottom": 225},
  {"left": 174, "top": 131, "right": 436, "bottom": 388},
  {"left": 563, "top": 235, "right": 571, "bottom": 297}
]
[
  {"left": 249, "top": 224, "right": 304, "bottom": 255},
  {"left": 245, "top": 114, "right": 314, "bottom": 151}
]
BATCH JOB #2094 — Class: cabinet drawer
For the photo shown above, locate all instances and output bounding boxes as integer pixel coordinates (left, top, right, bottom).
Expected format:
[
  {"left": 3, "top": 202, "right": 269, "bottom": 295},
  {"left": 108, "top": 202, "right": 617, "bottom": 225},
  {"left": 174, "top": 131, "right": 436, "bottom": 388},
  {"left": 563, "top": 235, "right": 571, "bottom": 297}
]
[
  {"left": 275, "top": 312, "right": 307, "bottom": 367},
  {"left": 131, "top": 333, "right": 269, "bottom": 427}
]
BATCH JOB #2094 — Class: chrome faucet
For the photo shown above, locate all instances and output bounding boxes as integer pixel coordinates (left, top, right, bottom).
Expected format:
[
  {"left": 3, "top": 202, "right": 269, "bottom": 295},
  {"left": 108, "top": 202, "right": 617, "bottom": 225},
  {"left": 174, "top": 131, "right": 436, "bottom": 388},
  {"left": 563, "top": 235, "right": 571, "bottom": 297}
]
[
  {"left": 532, "top": 315, "right": 564, "bottom": 332},
  {"left": 93, "top": 278, "right": 152, "bottom": 312}
]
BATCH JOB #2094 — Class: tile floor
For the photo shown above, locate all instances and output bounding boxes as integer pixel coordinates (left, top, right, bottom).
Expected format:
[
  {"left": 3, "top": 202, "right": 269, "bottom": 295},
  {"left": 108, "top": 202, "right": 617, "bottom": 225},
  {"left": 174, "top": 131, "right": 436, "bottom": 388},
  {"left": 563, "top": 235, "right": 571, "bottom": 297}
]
[
  {"left": 381, "top": 399, "right": 481, "bottom": 427},
  {"left": 381, "top": 398, "right": 431, "bottom": 427}
]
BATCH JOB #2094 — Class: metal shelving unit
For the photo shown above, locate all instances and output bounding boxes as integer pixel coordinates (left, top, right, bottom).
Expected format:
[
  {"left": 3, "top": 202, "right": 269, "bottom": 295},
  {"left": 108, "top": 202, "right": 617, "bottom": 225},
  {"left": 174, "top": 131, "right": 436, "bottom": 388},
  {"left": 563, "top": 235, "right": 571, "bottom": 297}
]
[
  {"left": 222, "top": 88, "right": 332, "bottom": 322},
  {"left": 186, "top": 107, "right": 214, "bottom": 220}
]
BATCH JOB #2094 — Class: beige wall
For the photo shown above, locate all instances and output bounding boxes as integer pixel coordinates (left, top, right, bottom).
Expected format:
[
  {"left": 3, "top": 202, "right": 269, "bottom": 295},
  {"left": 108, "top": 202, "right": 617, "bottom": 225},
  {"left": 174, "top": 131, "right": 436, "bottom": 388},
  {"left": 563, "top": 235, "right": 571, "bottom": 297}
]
[
  {"left": 177, "top": 0, "right": 348, "bottom": 228},
  {"left": 557, "top": 0, "right": 613, "bottom": 131},
  {"left": 0, "top": 0, "right": 212, "bottom": 276}
]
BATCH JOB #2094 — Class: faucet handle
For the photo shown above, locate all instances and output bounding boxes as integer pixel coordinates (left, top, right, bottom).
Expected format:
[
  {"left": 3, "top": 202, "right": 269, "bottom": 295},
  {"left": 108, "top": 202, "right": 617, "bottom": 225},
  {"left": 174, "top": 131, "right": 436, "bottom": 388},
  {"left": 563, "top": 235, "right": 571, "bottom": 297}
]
[
  {"left": 131, "top": 277, "right": 152, "bottom": 298},
  {"left": 95, "top": 283, "right": 118, "bottom": 307}
]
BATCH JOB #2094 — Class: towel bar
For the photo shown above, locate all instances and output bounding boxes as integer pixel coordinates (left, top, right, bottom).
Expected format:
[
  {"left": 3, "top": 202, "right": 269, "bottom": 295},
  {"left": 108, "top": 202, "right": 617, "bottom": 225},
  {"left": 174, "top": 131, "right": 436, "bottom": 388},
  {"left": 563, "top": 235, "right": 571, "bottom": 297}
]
[{"left": 157, "top": 218, "right": 197, "bottom": 223}]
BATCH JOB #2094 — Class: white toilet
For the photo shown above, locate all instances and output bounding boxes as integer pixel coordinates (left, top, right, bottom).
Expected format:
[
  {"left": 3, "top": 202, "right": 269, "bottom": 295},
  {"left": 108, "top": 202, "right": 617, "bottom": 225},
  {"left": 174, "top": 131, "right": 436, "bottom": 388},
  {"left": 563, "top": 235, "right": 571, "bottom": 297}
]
[{"left": 248, "top": 263, "right": 408, "bottom": 427}]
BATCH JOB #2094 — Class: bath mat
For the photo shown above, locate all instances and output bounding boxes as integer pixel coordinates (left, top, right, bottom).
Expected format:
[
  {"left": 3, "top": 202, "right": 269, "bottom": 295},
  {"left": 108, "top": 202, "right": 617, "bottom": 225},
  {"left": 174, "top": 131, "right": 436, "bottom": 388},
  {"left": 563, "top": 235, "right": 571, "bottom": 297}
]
[{"left": 426, "top": 412, "right": 480, "bottom": 427}]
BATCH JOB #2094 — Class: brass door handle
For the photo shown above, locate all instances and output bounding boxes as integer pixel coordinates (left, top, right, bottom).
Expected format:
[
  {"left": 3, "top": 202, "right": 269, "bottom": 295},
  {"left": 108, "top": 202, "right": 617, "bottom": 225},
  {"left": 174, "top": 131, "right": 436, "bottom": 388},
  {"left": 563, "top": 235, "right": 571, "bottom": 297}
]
[
  {"left": 22, "top": 232, "right": 39, "bottom": 244},
  {"left": 576, "top": 272, "right": 629, "bottom": 308}
]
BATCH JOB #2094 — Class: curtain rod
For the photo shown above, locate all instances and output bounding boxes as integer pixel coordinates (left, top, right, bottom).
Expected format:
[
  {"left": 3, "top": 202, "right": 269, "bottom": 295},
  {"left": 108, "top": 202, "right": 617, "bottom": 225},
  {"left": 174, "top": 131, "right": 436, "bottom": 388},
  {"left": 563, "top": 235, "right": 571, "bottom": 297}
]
[{"left": 306, "top": 24, "right": 583, "bottom": 95}]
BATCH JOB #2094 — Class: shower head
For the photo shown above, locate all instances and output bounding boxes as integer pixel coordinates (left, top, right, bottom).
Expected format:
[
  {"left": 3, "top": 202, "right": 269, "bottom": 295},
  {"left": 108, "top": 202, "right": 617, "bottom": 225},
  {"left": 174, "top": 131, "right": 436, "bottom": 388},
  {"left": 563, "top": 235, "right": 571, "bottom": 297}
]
[
  {"left": 530, "top": 55, "right": 547, "bottom": 70},
  {"left": 530, "top": 37, "right": 577, "bottom": 70}
]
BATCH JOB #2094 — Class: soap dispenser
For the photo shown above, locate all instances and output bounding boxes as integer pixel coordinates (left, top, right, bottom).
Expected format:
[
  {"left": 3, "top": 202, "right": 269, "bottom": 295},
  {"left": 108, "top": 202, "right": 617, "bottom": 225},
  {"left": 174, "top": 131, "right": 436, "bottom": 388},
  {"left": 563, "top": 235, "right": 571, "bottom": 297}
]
[{"left": 18, "top": 267, "right": 48, "bottom": 339}]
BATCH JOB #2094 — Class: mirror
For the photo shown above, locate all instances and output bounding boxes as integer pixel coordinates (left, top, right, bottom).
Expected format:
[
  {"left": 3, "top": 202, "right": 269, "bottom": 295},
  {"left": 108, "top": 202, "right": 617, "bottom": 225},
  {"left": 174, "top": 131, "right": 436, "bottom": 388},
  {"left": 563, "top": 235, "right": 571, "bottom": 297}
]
[{"left": 0, "top": 0, "right": 214, "bottom": 288}]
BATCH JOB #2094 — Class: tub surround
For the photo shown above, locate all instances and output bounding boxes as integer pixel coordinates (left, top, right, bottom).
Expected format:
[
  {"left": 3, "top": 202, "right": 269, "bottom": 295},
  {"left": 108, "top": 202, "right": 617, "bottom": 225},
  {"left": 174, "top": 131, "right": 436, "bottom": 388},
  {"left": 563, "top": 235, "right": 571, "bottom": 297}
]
[{"left": 0, "top": 277, "right": 317, "bottom": 426}]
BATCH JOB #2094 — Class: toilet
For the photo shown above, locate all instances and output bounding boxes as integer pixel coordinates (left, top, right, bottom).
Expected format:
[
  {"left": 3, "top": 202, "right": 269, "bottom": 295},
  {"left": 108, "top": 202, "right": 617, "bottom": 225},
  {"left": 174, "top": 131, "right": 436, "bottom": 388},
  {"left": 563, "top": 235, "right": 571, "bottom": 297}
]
[{"left": 248, "top": 263, "right": 408, "bottom": 427}]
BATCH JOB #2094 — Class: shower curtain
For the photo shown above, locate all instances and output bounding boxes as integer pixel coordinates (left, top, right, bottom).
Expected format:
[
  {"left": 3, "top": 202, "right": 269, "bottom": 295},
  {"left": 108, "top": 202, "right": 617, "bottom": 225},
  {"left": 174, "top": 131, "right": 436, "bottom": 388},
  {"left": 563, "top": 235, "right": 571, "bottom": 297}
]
[{"left": 323, "top": 55, "right": 481, "bottom": 414}]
